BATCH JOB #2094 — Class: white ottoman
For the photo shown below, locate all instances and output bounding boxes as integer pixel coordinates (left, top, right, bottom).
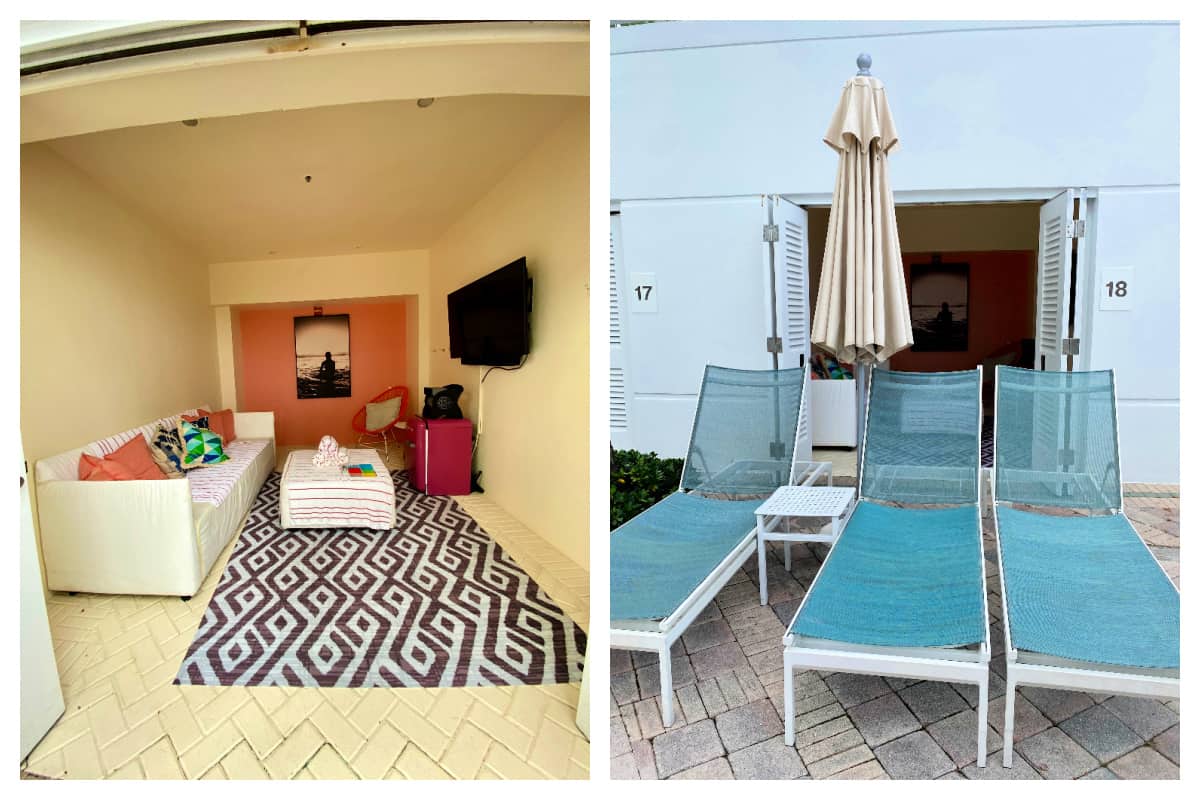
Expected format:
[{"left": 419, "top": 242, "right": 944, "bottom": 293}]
[{"left": 280, "top": 448, "right": 396, "bottom": 530}]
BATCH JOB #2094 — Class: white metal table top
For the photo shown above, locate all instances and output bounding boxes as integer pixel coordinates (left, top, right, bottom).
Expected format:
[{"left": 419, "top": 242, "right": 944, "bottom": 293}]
[{"left": 756, "top": 486, "right": 856, "bottom": 518}]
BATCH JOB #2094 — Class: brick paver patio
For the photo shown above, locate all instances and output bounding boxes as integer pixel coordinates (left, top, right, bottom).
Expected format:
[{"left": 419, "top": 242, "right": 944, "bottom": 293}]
[{"left": 611, "top": 484, "right": 1179, "bottom": 780}]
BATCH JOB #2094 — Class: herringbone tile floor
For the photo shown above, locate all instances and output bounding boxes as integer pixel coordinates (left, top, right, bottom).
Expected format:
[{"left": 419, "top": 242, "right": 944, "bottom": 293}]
[{"left": 23, "top": 452, "right": 589, "bottom": 780}]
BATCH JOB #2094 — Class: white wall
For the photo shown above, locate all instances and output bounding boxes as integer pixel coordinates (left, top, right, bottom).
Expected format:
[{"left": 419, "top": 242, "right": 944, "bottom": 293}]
[
  {"left": 429, "top": 103, "right": 590, "bottom": 570},
  {"left": 616, "top": 197, "right": 774, "bottom": 457},
  {"left": 21, "top": 144, "right": 220, "bottom": 464},
  {"left": 612, "top": 21, "right": 1178, "bottom": 200},
  {"left": 1079, "top": 187, "right": 1179, "bottom": 484},
  {"left": 612, "top": 21, "right": 1180, "bottom": 483}
]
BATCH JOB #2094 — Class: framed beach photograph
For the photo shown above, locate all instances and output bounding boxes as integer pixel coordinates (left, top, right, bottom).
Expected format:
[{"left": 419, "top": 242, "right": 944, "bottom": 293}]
[
  {"left": 910, "top": 261, "right": 969, "bottom": 352},
  {"left": 294, "top": 314, "right": 351, "bottom": 398}
]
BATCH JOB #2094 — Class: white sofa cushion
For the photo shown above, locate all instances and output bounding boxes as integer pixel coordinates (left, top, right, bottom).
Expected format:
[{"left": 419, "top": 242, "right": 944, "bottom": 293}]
[
  {"left": 187, "top": 438, "right": 271, "bottom": 507},
  {"left": 193, "top": 439, "right": 275, "bottom": 575}
]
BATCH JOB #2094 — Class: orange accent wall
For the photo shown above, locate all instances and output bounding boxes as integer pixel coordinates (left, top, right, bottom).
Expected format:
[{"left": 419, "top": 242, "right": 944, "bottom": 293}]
[
  {"left": 237, "top": 301, "right": 409, "bottom": 446},
  {"left": 889, "top": 251, "right": 1036, "bottom": 373}
]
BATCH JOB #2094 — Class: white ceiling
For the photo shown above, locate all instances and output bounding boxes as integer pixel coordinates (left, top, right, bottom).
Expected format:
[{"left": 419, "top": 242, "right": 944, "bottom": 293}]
[
  {"left": 45, "top": 93, "right": 585, "bottom": 262},
  {"left": 20, "top": 23, "right": 589, "bottom": 143}
]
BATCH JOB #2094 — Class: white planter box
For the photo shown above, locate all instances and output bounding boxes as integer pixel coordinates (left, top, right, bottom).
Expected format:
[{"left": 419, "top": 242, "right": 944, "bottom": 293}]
[{"left": 810, "top": 379, "right": 858, "bottom": 447}]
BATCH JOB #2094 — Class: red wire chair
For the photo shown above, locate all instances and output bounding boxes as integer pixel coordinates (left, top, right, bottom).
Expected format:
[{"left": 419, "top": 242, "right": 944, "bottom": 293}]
[{"left": 352, "top": 385, "right": 409, "bottom": 458}]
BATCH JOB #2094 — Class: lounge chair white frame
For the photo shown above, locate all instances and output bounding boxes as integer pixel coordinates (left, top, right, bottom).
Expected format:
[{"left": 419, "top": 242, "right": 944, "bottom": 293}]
[
  {"left": 782, "top": 366, "right": 992, "bottom": 768},
  {"left": 991, "top": 369, "right": 1179, "bottom": 768},
  {"left": 610, "top": 367, "right": 814, "bottom": 727}
]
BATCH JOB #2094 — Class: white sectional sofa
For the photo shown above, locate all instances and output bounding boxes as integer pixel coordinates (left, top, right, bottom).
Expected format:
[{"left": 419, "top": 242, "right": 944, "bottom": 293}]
[{"left": 35, "top": 407, "right": 275, "bottom": 598}]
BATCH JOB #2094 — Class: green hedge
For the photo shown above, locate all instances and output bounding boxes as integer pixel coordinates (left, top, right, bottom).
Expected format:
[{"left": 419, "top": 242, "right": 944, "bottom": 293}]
[{"left": 610, "top": 447, "right": 684, "bottom": 530}]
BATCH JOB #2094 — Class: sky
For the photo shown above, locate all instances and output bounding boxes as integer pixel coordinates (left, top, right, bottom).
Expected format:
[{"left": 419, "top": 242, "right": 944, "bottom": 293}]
[{"left": 294, "top": 314, "right": 350, "bottom": 357}]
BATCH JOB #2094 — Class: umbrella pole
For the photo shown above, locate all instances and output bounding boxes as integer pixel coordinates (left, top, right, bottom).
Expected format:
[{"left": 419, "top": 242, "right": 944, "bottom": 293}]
[{"left": 855, "top": 359, "right": 873, "bottom": 490}]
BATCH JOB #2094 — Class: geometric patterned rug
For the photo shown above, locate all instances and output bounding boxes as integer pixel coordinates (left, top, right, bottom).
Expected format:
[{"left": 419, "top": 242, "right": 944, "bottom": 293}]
[
  {"left": 175, "top": 471, "right": 586, "bottom": 689},
  {"left": 981, "top": 414, "right": 994, "bottom": 468}
]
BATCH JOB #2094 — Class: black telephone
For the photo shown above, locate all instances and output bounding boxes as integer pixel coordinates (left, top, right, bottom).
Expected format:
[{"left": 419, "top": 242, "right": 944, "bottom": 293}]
[{"left": 422, "top": 384, "right": 464, "bottom": 419}]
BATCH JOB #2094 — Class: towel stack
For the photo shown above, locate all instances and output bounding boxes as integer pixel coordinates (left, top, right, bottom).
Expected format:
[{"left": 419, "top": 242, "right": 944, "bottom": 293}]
[{"left": 311, "top": 435, "right": 349, "bottom": 468}]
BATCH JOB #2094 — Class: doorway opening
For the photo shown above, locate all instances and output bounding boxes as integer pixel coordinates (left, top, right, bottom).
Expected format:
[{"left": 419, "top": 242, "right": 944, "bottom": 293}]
[{"left": 807, "top": 200, "right": 1050, "bottom": 467}]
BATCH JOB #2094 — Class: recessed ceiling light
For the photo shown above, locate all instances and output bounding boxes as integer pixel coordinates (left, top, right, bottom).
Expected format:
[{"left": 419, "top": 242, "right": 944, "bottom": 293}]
[
  {"left": 416, "top": 98, "right": 435, "bottom": 108},
  {"left": 181, "top": 119, "right": 199, "bottom": 127}
]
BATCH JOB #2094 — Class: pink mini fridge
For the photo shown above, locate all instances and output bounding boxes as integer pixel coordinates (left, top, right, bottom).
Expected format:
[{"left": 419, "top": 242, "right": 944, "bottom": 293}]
[{"left": 408, "top": 416, "right": 473, "bottom": 495}]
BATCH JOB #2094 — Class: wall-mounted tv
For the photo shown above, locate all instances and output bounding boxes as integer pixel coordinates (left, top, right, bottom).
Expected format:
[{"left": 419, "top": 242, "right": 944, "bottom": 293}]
[{"left": 447, "top": 257, "right": 532, "bottom": 366}]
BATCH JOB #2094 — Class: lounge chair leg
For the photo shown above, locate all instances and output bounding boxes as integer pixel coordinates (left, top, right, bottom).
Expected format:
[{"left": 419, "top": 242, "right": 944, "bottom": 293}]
[
  {"left": 659, "top": 644, "right": 675, "bottom": 727},
  {"left": 1002, "top": 676, "right": 1016, "bottom": 768},
  {"left": 757, "top": 523, "right": 769, "bottom": 606},
  {"left": 977, "top": 674, "right": 988, "bottom": 768},
  {"left": 783, "top": 659, "right": 795, "bottom": 746}
]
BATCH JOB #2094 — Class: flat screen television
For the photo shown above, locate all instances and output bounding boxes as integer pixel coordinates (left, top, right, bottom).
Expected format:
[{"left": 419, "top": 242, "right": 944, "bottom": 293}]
[{"left": 447, "top": 257, "right": 532, "bottom": 366}]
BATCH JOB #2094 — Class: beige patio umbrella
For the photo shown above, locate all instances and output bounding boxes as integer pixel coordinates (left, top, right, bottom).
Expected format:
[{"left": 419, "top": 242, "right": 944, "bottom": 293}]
[{"left": 811, "top": 54, "right": 913, "bottom": 365}]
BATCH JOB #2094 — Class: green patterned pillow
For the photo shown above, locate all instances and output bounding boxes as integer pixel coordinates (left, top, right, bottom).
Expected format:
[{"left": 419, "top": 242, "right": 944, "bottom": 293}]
[{"left": 177, "top": 419, "right": 229, "bottom": 469}]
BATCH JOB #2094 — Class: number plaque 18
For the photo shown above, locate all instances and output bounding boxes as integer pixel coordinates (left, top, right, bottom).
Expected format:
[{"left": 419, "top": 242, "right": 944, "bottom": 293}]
[{"left": 1099, "top": 267, "right": 1133, "bottom": 312}]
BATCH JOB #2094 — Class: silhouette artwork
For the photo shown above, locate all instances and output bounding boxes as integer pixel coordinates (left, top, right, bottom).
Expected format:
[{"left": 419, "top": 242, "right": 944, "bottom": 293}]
[
  {"left": 910, "top": 261, "right": 968, "bottom": 352},
  {"left": 319, "top": 352, "right": 336, "bottom": 385},
  {"left": 295, "top": 314, "right": 351, "bottom": 398}
]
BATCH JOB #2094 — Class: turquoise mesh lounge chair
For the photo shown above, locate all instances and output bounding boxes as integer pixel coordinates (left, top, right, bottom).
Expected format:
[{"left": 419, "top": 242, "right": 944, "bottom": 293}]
[
  {"left": 611, "top": 365, "right": 813, "bottom": 726},
  {"left": 993, "top": 366, "right": 1178, "bottom": 768},
  {"left": 782, "top": 368, "right": 991, "bottom": 767}
]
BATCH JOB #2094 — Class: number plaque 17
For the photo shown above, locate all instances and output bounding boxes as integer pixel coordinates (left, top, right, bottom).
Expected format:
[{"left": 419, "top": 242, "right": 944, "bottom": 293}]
[{"left": 630, "top": 272, "right": 658, "bottom": 313}]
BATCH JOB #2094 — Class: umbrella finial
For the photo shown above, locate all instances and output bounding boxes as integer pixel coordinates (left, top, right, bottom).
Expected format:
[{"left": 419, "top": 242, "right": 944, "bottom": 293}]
[{"left": 856, "top": 53, "right": 872, "bottom": 76}]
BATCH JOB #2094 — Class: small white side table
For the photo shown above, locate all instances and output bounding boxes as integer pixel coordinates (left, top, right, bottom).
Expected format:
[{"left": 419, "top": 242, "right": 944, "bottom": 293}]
[{"left": 755, "top": 484, "right": 856, "bottom": 605}]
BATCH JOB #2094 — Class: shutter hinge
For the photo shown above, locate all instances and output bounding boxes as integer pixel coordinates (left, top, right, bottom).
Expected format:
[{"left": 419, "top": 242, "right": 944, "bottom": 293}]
[
  {"left": 767, "top": 336, "right": 783, "bottom": 354},
  {"left": 1068, "top": 219, "right": 1086, "bottom": 239},
  {"left": 1061, "top": 337, "right": 1080, "bottom": 355},
  {"left": 762, "top": 224, "right": 779, "bottom": 243}
]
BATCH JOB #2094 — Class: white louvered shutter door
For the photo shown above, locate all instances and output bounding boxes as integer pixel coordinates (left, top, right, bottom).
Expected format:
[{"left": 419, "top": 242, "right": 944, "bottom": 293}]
[
  {"left": 772, "top": 197, "right": 813, "bottom": 463},
  {"left": 1035, "top": 190, "right": 1076, "bottom": 372},
  {"left": 1030, "top": 190, "right": 1079, "bottom": 476},
  {"left": 609, "top": 215, "right": 632, "bottom": 449}
]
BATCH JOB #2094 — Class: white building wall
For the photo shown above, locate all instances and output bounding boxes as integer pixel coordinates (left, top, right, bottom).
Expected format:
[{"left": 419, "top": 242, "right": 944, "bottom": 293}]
[
  {"left": 1078, "top": 187, "right": 1180, "bottom": 484},
  {"left": 618, "top": 197, "right": 773, "bottom": 457},
  {"left": 612, "top": 21, "right": 1178, "bottom": 199},
  {"left": 611, "top": 21, "right": 1180, "bottom": 483}
]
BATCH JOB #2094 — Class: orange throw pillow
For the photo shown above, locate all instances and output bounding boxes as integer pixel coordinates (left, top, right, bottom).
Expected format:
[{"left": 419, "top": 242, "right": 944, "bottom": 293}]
[
  {"left": 184, "top": 409, "right": 236, "bottom": 444},
  {"left": 209, "top": 409, "right": 236, "bottom": 444},
  {"left": 79, "top": 453, "right": 136, "bottom": 481},
  {"left": 109, "top": 435, "right": 168, "bottom": 479},
  {"left": 78, "top": 436, "right": 166, "bottom": 481}
]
